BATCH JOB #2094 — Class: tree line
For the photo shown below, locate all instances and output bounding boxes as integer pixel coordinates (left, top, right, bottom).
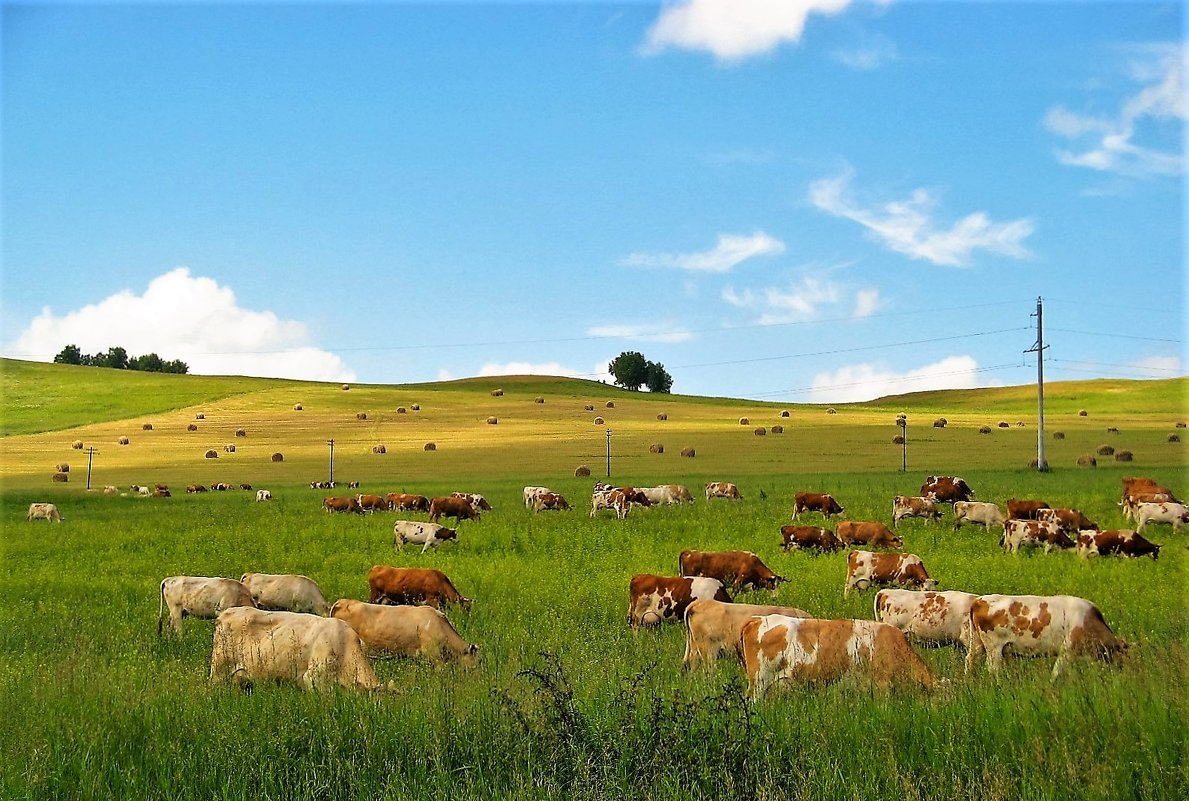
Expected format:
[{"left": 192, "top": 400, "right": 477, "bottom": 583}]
[
  {"left": 53, "top": 344, "right": 189, "bottom": 374},
  {"left": 607, "top": 351, "right": 672, "bottom": 393}
]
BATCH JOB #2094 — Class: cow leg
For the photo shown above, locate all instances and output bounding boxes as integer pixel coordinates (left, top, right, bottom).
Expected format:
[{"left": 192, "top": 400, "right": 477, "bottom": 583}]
[
  {"left": 421, "top": 539, "right": 432, "bottom": 555},
  {"left": 985, "top": 645, "right": 1006, "bottom": 674}
]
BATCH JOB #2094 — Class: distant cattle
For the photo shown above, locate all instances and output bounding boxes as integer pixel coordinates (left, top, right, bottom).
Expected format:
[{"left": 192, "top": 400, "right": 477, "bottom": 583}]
[
  {"left": 103, "top": 486, "right": 119, "bottom": 495},
  {"left": 844, "top": 551, "right": 936, "bottom": 596},
  {"left": 152, "top": 488, "right": 171, "bottom": 498},
  {"left": 920, "top": 475, "right": 974, "bottom": 504},
  {"left": 367, "top": 565, "right": 472, "bottom": 610},
  {"left": 952, "top": 501, "right": 1006, "bottom": 531},
  {"left": 1036, "top": 507, "right": 1099, "bottom": 533},
  {"left": 323, "top": 496, "right": 362, "bottom": 514},
  {"left": 591, "top": 486, "right": 650, "bottom": 519},
  {"left": 387, "top": 493, "right": 430, "bottom": 512},
  {"left": 1002, "top": 519, "right": 1073, "bottom": 554},
  {"left": 1006, "top": 498, "right": 1052, "bottom": 520},
  {"left": 965, "top": 594, "right": 1127, "bottom": 679},
  {"left": 428, "top": 496, "right": 480, "bottom": 524},
  {"left": 875, "top": 589, "right": 978, "bottom": 648},
  {"left": 393, "top": 520, "right": 459, "bottom": 553},
  {"left": 1134, "top": 501, "right": 1189, "bottom": 534},
  {"left": 1076, "top": 529, "right": 1161, "bottom": 560},
  {"left": 892, "top": 496, "right": 940, "bottom": 527},
  {"left": 310, "top": 481, "right": 336, "bottom": 490},
  {"left": 239, "top": 483, "right": 252, "bottom": 491},
  {"left": 211, "top": 483, "right": 231, "bottom": 491},
  {"left": 704, "top": 481, "right": 742, "bottom": 501},
  {"left": 682, "top": 599, "right": 809, "bottom": 669},
  {"left": 240, "top": 573, "right": 331, "bottom": 616},
  {"left": 792, "top": 492, "right": 844, "bottom": 520},
  {"left": 741, "top": 616, "right": 936, "bottom": 698},
  {"left": 627, "top": 574, "right": 730, "bottom": 629},
  {"left": 779, "top": 525, "right": 843, "bottom": 553},
  {"left": 186, "top": 484, "right": 208, "bottom": 494},
  {"left": 522, "top": 486, "right": 552, "bottom": 509},
  {"left": 255, "top": 489, "right": 272, "bottom": 502},
  {"left": 330, "top": 599, "right": 478, "bottom": 666},
  {"left": 531, "top": 492, "right": 570, "bottom": 512},
  {"left": 158, "top": 576, "right": 254, "bottom": 634},
  {"left": 678, "top": 550, "right": 786, "bottom": 593},
  {"left": 836, "top": 521, "right": 903, "bottom": 549},
  {"left": 131, "top": 485, "right": 151, "bottom": 496},
  {"left": 26, "top": 503, "right": 63, "bottom": 523}
]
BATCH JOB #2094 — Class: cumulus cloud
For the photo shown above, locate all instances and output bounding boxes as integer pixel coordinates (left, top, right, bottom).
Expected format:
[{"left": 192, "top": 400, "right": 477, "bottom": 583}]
[
  {"left": 642, "top": 0, "right": 857, "bottom": 62},
  {"left": 5, "top": 267, "right": 355, "bottom": 382},
  {"left": 722, "top": 276, "right": 882, "bottom": 324},
  {"left": 1044, "top": 44, "right": 1186, "bottom": 177},
  {"left": 622, "top": 231, "right": 785, "bottom": 273},
  {"left": 586, "top": 323, "right": 693, "bottom": 343},
  {"left": 477, "top": 361, "right": 586, "bottom": 378},
  {"left": 807, "top": 355, "right": 991, "bottom": 403},
  {"left": 810, "top": 169, "right": 1034, "bottom": 267}
]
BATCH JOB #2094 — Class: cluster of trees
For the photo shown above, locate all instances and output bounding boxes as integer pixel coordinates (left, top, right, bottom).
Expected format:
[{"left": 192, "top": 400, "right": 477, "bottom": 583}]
[
  {"left": 607, "top": 351, "right": 673, "bottom": 393},
  {"left": 53, "top": 344, "right": 189, "bottom": 374}
]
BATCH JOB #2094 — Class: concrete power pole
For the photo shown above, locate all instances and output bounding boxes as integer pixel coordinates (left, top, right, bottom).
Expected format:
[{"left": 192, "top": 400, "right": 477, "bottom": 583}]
[{"left": 1025, "top": 297, "right": 1049, "bottom": 471}]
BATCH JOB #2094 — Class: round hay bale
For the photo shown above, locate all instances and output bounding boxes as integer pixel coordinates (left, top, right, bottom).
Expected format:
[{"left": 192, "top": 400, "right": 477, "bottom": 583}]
[
  {"left": 204, "top": 449, "right": 218, "bottom": 459},
  {"left": 824, "top": 409, "right": 834, "bottom": 416},
  {"left": 411, "top": 404, "right": 421, "bottom": 411},
  {"left": 372, "top": 444, "right": 386, "bottom": 454},
  {"left": 1115, "top": 450, "right": 1133, "bottom": 462},
  {"left": 535, "top": 397, "right": 545, "bottom": 404},
  {"left": 424, "top": 442, "right": 437, "bottom": 451},
  {"left": 593, "top": 416, "right": 605, "bottom": 425},
  {"left": 771, "top": 425, "right": 784, "bottom": 434},
  {"left": 1016, "top": 421, "right": 1026, "bottom": 428},
  {"left": 117, "top": 436, "right": 130, "bottom": 445},
  {"left": 1106, "top": 427, "right": 1119, "bottom": 434},
  {"left": 1096, "top": 444, "right": 1115, "bottom": 456},
  {"left": 978, "top": 426, "right": 992, "bottom": 434},
  {"left": 680, "top": 447, "right": 696, "bottom": 458},
  {"left": 52, "top": 472, "right": 68, "bottom": 483},
  {"left": 782, "top": 410, "right": 792, "bottom": 417},
  {"left": 187, "top": 423, "right": 198, "bottom": 432},
  {"left": 55, "top": 463, "right": 70, "bottom": 473},
  {"left": 356, "top": 412, "right": 367, "bottom": 420},
  {"left": 342, "top": 384, "right": 350, "bottom": 391},
  {"left": 574, "top": 464, "right": 591, "bottom": 477},
  {"left": 224, "top": 444, "right": 236, "bottom": 453},
  {"left": 649, "top": 443, "right": 664, "bottom": 454},
  {"left": 657, "top": 413, "right": 668, "bottom": 421},
  {"left": 293, "top": 403, "right": 303, "bottom": 411},
  {"left": 584, "top": 404, "right": 595, "bottom": 411},
  {"left": 491, "top": 389, "right": 504, "bottom": 397},
  {"left": 1168, "top": 434, "right": 1180, "bottom": 443},
  {"left": 196, "top": 413, "right": 205, "bottom": 420},
  {"left": 1077, "top": 454, "right": 1097, "bottom": 467},
  {"left": 754, "top": 427, "right": 767, "bottom": 436},
  {"left": 892, "top": 435, "right": 905, "bottom": 445},
  {"left": 486, "top": 416, "right": 498, "bottom": 425},
  {"left": 71, "top": 440, "right": 84, "bottom": 449},
  {"left": 396, "top": 407, "right": 407, "bottom": 414},
  {"left": 739, "top": 417, "right": 750, "bottom": 425},
  {"left": 235, "top": 429, "right": 246, "bottom": 437},
  {"left": 933, "top": 419, "right": 947, "bottom": 428},
  {"left": 271, "top": 452, "right": 284, "bottom": 462},
  {"left": 605, "top": 401, "right": 614, "bottom": 408},
  {"left": 1176, "top": 421, "right": 1186, "bottom": 428},
  {"left": 1078, "top": 409, "right": 1088, "bottom": 417},
  {"left": 997, "top": 421, "right": 1009, "bottom": 428},
  {"left": 1053, "top": 431, "right": 1065, "bottom": 440},
  {"left": 142, "top": 423, "right": 154, "bottom": 431}
]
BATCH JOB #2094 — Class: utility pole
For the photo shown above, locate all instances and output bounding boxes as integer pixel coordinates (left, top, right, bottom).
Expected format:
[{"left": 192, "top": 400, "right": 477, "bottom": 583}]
[
  {"left": 1025, "top": 297, "right": 1049, "bottom": 471},
  {"left": 896, "top": 417, "right": 907, "bottom": 472},
  {"left": 605, "top": 429, "right": 612, "bottom": 478},
  {"left": 327, "top": 439, "right": 336, "bottom": 484},
  {"left": 85, "top": 446, "right": 98, "bottom": 490}
]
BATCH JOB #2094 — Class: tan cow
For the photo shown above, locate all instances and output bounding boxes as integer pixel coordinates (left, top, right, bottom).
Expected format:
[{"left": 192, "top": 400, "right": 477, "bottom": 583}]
[
  {"left": 845, "top": 551, "right": 936, "bottom": 596},
  {"left": 892, "top": 496, "right": 940, "bottom": 526},
  {"left": 779, "top": 525, "right": 843, "bottom": 552},
  {"left": 26, "top": 503, "right": 63, "bottom": 523},
  {"left": 639, "top": 485, "right": 695, "bottom": 505},
  {"left": 741, "top": 615, "right": 936, "bottom": 698},
  {"left": 210, "top": 607, "right": 382, "bottom": 692},
  {"left": 158, "top": 576, "right": 255, "bottom": 634},
  {"left": 239, "top": 573, "right": 330, "bottom": 616},
  {"left": 836, "top": 521, "right": 903, "bottom": 549},
  {"left": 682, "top": 598, "right": 809, "bottom": 669},
  {"left": 330, "top": 599, "right": 479, "bottom": 666},
  {"left": 952, "top": 501, "right": 1005, "bottom": 531},
  {"left": 874, "top": 589, "right": 978, "bottom": 648},
  {"left": 704, "top": 481, "right": 742, "bottom": 501}
]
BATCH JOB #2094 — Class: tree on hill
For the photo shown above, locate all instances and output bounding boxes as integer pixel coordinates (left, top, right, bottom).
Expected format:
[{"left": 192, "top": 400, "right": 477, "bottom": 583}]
[
  {"left": 645, "top": 361, "right": 673, "bottom": 394},
  {"left": 53, "top": 344, "right": 83, "bottom": 365},
  {"left": 609, "top": 351, "right": 673, "bottom": 393},
  {"left": 52, "top": 344, "right": 188, "bottom": 374}
]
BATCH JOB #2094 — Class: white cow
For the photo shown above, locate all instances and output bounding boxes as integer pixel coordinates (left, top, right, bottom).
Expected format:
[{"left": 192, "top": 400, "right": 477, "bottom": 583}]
[
  {"left": 952, "top": 501, "right": 1006, "bottom": 531},
  {"left": 393, "top": 520, "right": 459, "bottom": 553},
  {"left": 26, "top": 503, "right": 63, "bottom": 523},
  {"left": 523, "top": 486, "right": 552, "bottom": 509},
  {"left": 639, "top": 485, "right": 695, "bottom": 505},
  {"left": 874, "top": 589, "right": 978, "bottom": 648},
  {"left": 158, "top": 576, "right": 255, "bottom": 634},
  {"left": 255, "top": 489, "right": 272, "bottom": 502},
  {"left": 239, "top": 573, "right": 330, "bottom": 615},
  {"left": 1134, "top": 501, "right": 1189, "bottom": 533}
]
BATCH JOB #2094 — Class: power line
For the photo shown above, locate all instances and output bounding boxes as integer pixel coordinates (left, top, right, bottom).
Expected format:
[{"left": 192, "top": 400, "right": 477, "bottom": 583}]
[
  {"left": 1050, "top": 358, "right": 1182, "bottom": 373},
  {"left": 746, "top": 363, "right": 1024, "bottom": 399},
  {"left": 1048, "top": 327, "right": 1182, "bottom": 344}
]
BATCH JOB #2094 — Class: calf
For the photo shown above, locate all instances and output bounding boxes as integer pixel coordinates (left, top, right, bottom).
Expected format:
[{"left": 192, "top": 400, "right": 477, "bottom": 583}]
[
  {"left": 394, "top": 520, "right": 459, "bottom": 553},
  {"left": 26, "top": 503, "right": 63, "bottom": 523},
  {"left": 626, "top": 574, "right": 730, "bottom": 628},
  {"left": 158, "top": 576, "right": 255, "bottom": 634},
  {"left": 330, "top": 599, "right": 478, "bottom": 666},
  {"left": 1134, "top": 501, "right": 1189, "bottom": 534},
  {"left": 875, "top": 589, "right": 978, "bottom": 648},
  {"left": 682, "top": 598, "right": 809, "bottom": 669},
  {"left": 844, "top": 550, "right": 936, "bottom": 596},
  {"left": 428, "top": 496, "right": 480, "bottom": 523},
  {"left": 836, "top": 521, "right": 903, "bottom": 549},
  {"left": 240, "top": 572, "right": 331, "bottom": 616},
  {"left": 792, "top": 492, "right": 844, "bottom": 520},
  {"left": 678, "top": 550, "right": 786, "bottom": 593},
  {"left": 1076, "top": 529, "right": 1161, "bottom": 560},
  {"left": 952, "top": 501, "right": 1005, "bottom": 531},
  {"left": 1006, "top": 498, "right": 1051, "bottom": 520},
  {"left": 892, "top": 495, "right": 940, "bottom": 527},
  {"left": 779, "top": 525, "right": 843, "bottom": 553},
  {"left": 367, "top": 565, "right": 472, "bottom": 610},
  {"left": 1002, "top": 519, "right": 1073, "bottom": 554}
]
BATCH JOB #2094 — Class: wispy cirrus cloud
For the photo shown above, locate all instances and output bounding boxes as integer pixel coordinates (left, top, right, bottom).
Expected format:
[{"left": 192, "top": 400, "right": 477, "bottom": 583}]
[
  {"left": 587, "top": 323, "right": 693, "bottom": 343},
  {"left": 1044, "top": 43, "right": 1185, "bottom": 177},
  {"left": 809, "top": 169, "right": 1034, "bottom": 267},
  {"left": 622, "top": 231, "right": 785, "bottom": 273},
  {"left": 723, "top": 274, "right": 882, "bottom": 324},
  {"left": 808, "top": 355, "right": 995, "bottom": 403},
  {"left": 831, "top": 32, "right": 898, "bottom": 70},
  {"left": 642, "top": 0, "right": 860, "bottom": 63}
]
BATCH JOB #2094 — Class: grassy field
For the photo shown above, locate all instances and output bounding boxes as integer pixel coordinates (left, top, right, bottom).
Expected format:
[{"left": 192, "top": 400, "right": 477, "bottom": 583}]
[{"left": 1, "top": 360, "right": 1186, "bottom": 799}]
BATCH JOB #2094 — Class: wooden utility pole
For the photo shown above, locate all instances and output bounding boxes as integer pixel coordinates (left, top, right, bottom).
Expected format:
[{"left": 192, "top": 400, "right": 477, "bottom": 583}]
[
  {"left": 327, "top": 439, "right": 336, "bottom": 484},
  {"left": 1025, "top": 297, "right": 1049, "bottom": 471},
  {"left": 605, "top": 429, "right": 612, "bottom": 478},
  {"left": 86, "top": 446, "right": 98, "bottom": 490}
]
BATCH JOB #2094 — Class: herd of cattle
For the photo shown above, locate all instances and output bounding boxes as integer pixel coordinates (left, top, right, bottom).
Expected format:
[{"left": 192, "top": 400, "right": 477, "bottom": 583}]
[{"left": 24, "top": 472, "right": 1185, "bottom": 698}]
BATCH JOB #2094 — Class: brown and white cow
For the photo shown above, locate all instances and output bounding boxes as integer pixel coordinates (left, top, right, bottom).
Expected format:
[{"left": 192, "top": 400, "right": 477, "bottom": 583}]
[
  {"left": 367, "top": 565, "right": 472, "bottom": 610},
  {"left": 428, "top": 496, "right": 480, "bottom": 524},
  {"left": 210, "top": 607, "right": 382, "bottom": 692},
  {"left": 741, "top": 615, "right": 936, "bottom": 698},
  {"left": 1037, "top": 507, "right": 1099, "bottom": 533},
  {"left": 844, "top": 551, "right": 936, "bottom": 596},
  {"left": 626, "top": 574, "right": 730, "bottom": 628},
  {"left": 682, "top": 598, "right": 809, "bottom": 669},
  {"left": 393, "top": 520, "right": 459, "bottom": 553},
  {"left": 875, "top": 589, "right": 978, "bottom": 648},
  {"left": 255, "top": 489, "right": 272, "bottom": 502},
  {"left": 964, "top": 594, "right": 1127, "bottom": 678},
  {"left": 158, "top": 576, "right": 255, "bottom": 634},
  {"left": 952, "top": 501, "right": 1006, "bottom": 531},
  {"left": 355, "top": 494, "right": 388, "bottom": 513},
  {"left": 450, "top": 492, "right": 492, "bottom": 511},
  {"left": 591, "top": 487, "right": 650, "bottom": 519},
  {"left": 323, "top": 496, "right": 362, "bottom": 514},
  {"left": 892, "top": 495, "right": 940, "bottom": 527},
  {"left": 26, "top": 503, "right": 63, "bottom": 523},
  {"left": 522, "top": 486, "right": 553, "bottom": 509},
  {"left": 705, "top": 481, "right": 742, "bottom": 501},
  {"left": 1002, "top": 519, "right": 1073, "bottom": 554},
  {"left": 638, "top": 484, "right": 695, "bottom": 505},
  {"left": 240, "top": 572, "right": 331, "bottom": 616},
  {"left": 531, "top": 492, "right": 570, "bottom": 512},
  {"left": 1006, "top": 498, "right": 1051, "bottom": 520},
  {"left": 779, "top": 525, "right": 843, "bottom": 553},
  {"left": 836, "top": 521, "right": 903, "bottom": 549},
  {"left": 920, "top": 475, "right": 974, "bottom": 504},
  {"left": 386, "top": 493, "right": 430, "bottom": 513},
  {"left": 678, "top": 550, "right": 787, "bottom": 593},
  {"left": 1134, "top": 501, "right": 1189, "bottom": 534},
  {"left": 792, "top": 492, "right": 844, "bottom": 520},
  {"left": 330, "top": 599, "right": 478, "bottom": 666},
  {"left": 1075, "top": 529, "right": 1161, "bottom": 560},
  {"left": 186, "top": 484, "right": 208, "bottom": 493}
]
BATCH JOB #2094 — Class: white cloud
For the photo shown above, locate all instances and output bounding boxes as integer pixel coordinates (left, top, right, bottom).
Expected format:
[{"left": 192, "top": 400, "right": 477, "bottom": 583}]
[
  {"left": 808, "top": 355, "right": 991, "bottom": 403},
  {"left": 587, "top": 323, "right": 693, "bottom": 343},
  {"left": 5, "top": 267, "right": 355, "bottom": 382},
  {"left": 477, "top": 361, "right": 585, "bottom": 378},
  {"left": 852, "top": 287, "right": 883, "bottom": 318},
  {"left": 622, "top": 231, "right": 785, "bottom": 273},
  {"left": 831, "top": 32, "right": 898, "bottom": 70},
  {"left": 723, "top": 276, "right": 882, "bottom": 323},
  {"left": 809, "top": 169, "right": 1034, "bottom": 267},
  {"left": 1044, "top": 44, "right": 1186, "bottom": 177},
  {"left": 643, "top": 0, "right": 857, "bottom": 62},
  {"left": 1130, "top": 355, "right": 1184, "bottom": 375}
]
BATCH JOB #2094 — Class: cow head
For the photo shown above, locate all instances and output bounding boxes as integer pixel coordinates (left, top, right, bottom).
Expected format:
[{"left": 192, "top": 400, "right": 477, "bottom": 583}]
[
  {"left": 762, "top": 574, "right": 789, "bottom": 591},
  {"left": 440, "top": 527, "right": 458, "bottom": 542},
  {"left": 460, "top": 643, "right": 480, "bottom": 669}
]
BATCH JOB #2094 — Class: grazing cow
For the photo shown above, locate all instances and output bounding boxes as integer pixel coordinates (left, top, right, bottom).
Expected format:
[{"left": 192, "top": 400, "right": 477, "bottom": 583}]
[
  {"left": 920, "top": 475, "right": 974, "bottom": 504},
  {"left": 1076, "top": 529, "right": 1161, "bottom": 560},
  {"left": 844, "top": 551, "right": 936, "bottom": 596},
  {"left": 367, "top": 565, "right": 472, "bottom": 610},
  {"left": 1134, "top": 501, "right": 1189, "bottom": 533},
  {"left": 953, "top": 501, "right": 1006, "bottom": 531},
  {"left": 330, "top": 599, "right": 478, "bottom": 666},
  {"left": 627, "top": 574, "right": 730, "bottom": 628},
  {"left": 355, "top": 494, "right": 388, "bottom": 513},
  {"left": 131, "top": 485, "right": 151, "bottom": 496},
  {"left": 965, "top": 594, "right": 1127, "bottom": 678},
  {"left": 255, "top": 489, "right": 272, "bottom": 502},
  {"left": 779, "top": 525, "right": 843, "bottom": 553},
  {"left": 639, "top": 485, "right": 695, "bottom": 505},
  {"left": 705, "top": 481, "right": 742, "bottom": 501},
  {"left": 792, "top": 492, "right": 844, "bottom": 520},
  {"left": 347, "top": 481, "right": 360, "bottom": 489},
  {"left": 394, "top": 520, "right": 459, "bottom": 553},
  {"left": 531, "top": 492, "right": 570, "bottom": 512},
  {"left": 210, "top": 607, "right": 381, "bottom": 692},
  {"left": 682, "top": 598, "right": 809, "bottom": 669},
  {"left": 836, "top": 521, "right": 903, "bottom": 549},
  {"left": 1119, "top": 477, "right": 1179, "bottom": 520},
  {"left": 211, "top": 482, "right": 232, "bottom": 491},
  {"left": 428, "top": 496, "right": 480, "bottom": 523},
  {"left": 239, "top": 483, "right": 253, "bottom": 491},
  {"left": 26, "top": 503, "right": 63, "bottom": 523},
  {"left": 310, "top": 480, "right": 336, "bottom": 490},
  {"left": 1002, "top": 519, "right": 1073, "bottom": 554},
  {"left": 240, "top": 573, "right": 331, "bottom": 616},
  {"left": 1006, "top": 498, "right": 1051, "bottom": 520},
  {"left": 678, "top": 550, "right": 786, "bottom": 593},
  {"left": 186, "top": 484, "right": 208, "bottom": 493},
  {"left": 451, "top": 492, "right": 492, "bottom": 511},
  {"left": 591, "top": 487, "right": 650, "bottom": 519},
  {"left": 741, "top": 615, "right": 936, "bottom": 698},
  {"left": 892, "top": 495, "right": 940, "bottom": 527},
  {"left": 523, "top": 486, "right": 552, "bottom": 509},
  {"left": 158, "top": 576, "right": 254, "bottom": 634},
  {"left": 875, "top": 589, "right": 978, "bottom": 648},
  {"left": 152, "top": 488, "right": 171, "bottom": 498},
  {"left": 386, "top": 493, "right": 430, "bottom": 513},
  {"left": 323, "top": 496, "right": 362, "bottom": 514},
  {"left": 1037, "top": 507, "right": 1099, "bottom": 533}
]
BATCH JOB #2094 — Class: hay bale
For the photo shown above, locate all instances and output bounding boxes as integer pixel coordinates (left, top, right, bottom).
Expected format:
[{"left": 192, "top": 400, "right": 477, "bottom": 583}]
[
  {"left": 824, "top": 409, "right": 834, "bottom": 416},
  {"left": 117, "top": 436, "right": 130, "bottom": 445},
  {"left": 356, "top": 412, "right": 367, "bottom": 420},
  {"left": 680, "top": 447, "right": 696, "bottom": 458},
  {"left": 892, "top": 435, "right": 905, "bottom": 445},
  {"left": 754, "top": 427, "right": 767, "bottom": 436},
  {"left": 535, "top": 397, "right": 545, "bottom": 404},
  {"left": 1176, "top": 422, "right": 1186, "bottom": 428},
  {"left": 584, "top": 404, "right": 595, "bottom": 411},
  {"left": 1115, "top": 450, "right": 1133, "bottom": 462},
  {"left": 196, "top": 413, "right": 204, "bottom": 420},
  {"left": 411, "top": 404, "right": 420, "bottom": 411},
  {"left": 593, "top": 417, "right": 605, "bottom": 425},
  {"left": 574, "top": 465, "right": 591, "bottom": 477},
  {"left": 71, "top": 440, "right": 84, "bottom": 449},
  {"left": 142, "top": 423, "right": 154, "bottom": 431},
  {"left": 424, "top": 442, "right": 436, "bottom": 451},
  {"left": 486, "top": 416, "right": 498, "bottom": 425},
  {"left": 771, "top": 425, "right": 784, "bottom": 434},
  {"left": 933, "top": 419, "right": 947, "bottom": 428},
  {"left": 205, "top": 449, "right": 218, "bottom": 459},
  {"left": 224, "top": 444, "right": 236, "bottom": 453},
  {"left": 293, "top": 403, "right": 303, "bottom": 411},
  {"left": 997, "top": 421, "right": 1009, "bottom": 428},
  {"left": 372, "top": 444, "right": 386, "bottom": 454},
  {"left": 1106, "top": 427, "right": 1119, "bottom": 434},
  {"left": 55, "top": 463, "right": 70, "bottom": 473},
  {"left": 491, "top": 389, "right": 504, "bottom": 397},
  {"left": 1078, "top": 409, "right": 1088, "bottom": 417},
  {"left": 187, "top": 424, "right": 198, "bottom": 432},
  {"left": 978, "top": 426, "right": 992, "bottom": 434},
  {"left": 52, "top": 472, "right": 68, "bottom": 482},
  {"left": 271, "top": 452, "right": 284, "bottom": 462},
  {"left": 342, "top": 384, "right": 350, "bottom": 391},
  {"left": 605, "top": 401, "right": 614, "bottom": 408},
  {"left": 1168, "top": 434, "right": 1180, "bottom": 443},
  {"left": 1077, "top": 454, "right": 1097, "bottom": 467},
  {"left": 235, "top": 429, "right": 246, "bottom": 437},
  {"left": 396, "top": 407, "right": 407, "bottom": 414},
  {"left": 782, "top": 410, "right": 792, "bottom": 417},
  {"left": 656, "top": 413, "right": 668, "bottom": 421},
  {"left": 649, "top": 443, "right": 664, "bottom": 454},
  {"left": 1053, "top": 431, "right": 1065, "bottom": 440},
  {"left": 1016, "top": 421, "right": 1026, "bottom": 428},
  {"left": 1096, "top": 444, "right": 1115, "bottom": 456},
  {"left": 739, "top": 417, "right": 750, "bottom": 425}
]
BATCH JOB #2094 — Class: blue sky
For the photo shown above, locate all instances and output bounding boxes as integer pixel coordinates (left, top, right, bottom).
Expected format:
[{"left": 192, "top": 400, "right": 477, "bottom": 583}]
[{"left": 2, "top": 0, "right": 1184, "bottom": 401}]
